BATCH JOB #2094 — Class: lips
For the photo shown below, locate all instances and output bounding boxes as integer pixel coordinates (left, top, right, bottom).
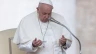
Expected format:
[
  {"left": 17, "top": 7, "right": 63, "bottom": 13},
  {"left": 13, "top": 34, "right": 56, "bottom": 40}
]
[{"left": 42, "top": 18, "right": 48, "bottom": 22}]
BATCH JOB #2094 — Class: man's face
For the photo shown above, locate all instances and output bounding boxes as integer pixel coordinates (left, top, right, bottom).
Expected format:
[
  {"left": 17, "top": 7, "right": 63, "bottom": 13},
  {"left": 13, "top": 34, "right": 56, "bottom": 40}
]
[{"left": 37, "top": 4, "right": 53, "bottom": 22}]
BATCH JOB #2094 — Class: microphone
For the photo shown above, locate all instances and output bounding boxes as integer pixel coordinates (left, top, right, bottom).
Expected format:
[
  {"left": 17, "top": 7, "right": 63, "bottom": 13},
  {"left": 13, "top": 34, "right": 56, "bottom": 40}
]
[{"left": 49, "top": 17, "right": 82, "bottom": 54}]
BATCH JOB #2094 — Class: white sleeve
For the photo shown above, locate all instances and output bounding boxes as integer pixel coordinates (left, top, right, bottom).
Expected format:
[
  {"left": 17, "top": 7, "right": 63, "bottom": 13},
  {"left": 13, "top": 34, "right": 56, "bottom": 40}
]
[
  {"left": 62, "top": 39, "right": 72, "bottom": 50},
  {"left": 66, "top": 39, "right": 72, "bottom": 48},
  {"left": 17, "top": 40, "right": 38, "bottom": 52}
]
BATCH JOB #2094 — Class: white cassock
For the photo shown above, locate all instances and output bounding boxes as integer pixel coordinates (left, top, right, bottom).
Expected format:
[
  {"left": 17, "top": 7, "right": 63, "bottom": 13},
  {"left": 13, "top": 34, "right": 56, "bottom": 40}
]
[{"left": 13, "top": 11, "right": 72, "bottom": 54}]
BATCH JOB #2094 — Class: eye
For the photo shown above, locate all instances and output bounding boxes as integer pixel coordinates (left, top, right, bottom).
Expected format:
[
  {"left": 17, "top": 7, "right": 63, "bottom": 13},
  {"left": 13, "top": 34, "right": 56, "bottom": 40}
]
[
  {"left": 48, "top": 13, "right": 51, "bottom": 15},
  {"left": 43, "top": 13, "right": 46, "bottom": 15}
]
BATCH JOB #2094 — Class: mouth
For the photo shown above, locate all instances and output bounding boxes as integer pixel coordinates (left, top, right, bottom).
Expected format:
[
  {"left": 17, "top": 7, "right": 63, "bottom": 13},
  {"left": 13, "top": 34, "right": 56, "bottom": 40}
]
[{"left": 42, "top": 18, "right": 49, "bottom": 22}]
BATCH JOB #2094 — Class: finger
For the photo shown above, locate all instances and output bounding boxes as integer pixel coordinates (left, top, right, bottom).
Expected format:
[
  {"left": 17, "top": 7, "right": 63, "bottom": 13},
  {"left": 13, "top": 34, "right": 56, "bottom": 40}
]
[
  {"left": 60, "top": 38, "right": 65, "bottom": 41},
  {"left": 38, "top": 42, "right": 42, "bottom": 46},
  {"left": 33, "top": 38, "right": 37, "bottom": 44},
  {"left": 59, "top": 39, "right": 62, "bottom": 44},
  {"left": 61, "top": 38, "right": 66, "bottom": 42},
  {"left": 34, "top": 43, "right": 37, "bottom": 46},
  {"left": 36, "top": 41, "right": 42, "bottom": 46},
  {"left": 61, "top": 35, "right": 65, "bottom": 40},
  {"left": 34, "top": 40, "right": 41, "bottom": 47},
  {"left": 32, "top": 42, "right": 38, "bottom": 47},
  {"left": 62, "top": 36, "right": 66, "bottom": 40},
  {"left": 37, "top": 40, "right": 42, "bottom": 44},
  {"left": 61, "top": 40, "right": 66, "bottom": 44},
  {"left": 60, "top": 39, "right": 66, "bottom": 44},
  {"left": 32, "top": 38, "right": 38, "bottom": 46},
  {"left": 33, "top": 40, "right": 36, "bottom": 44},
  {"left": 35, "top": 39, "right": 41, "bottom": 44},
  {"left": 36, "top": 40, "right": 41, "bottom": 43},
  {"left": 33, "top": 38, "right": 37, "bottom": 42},
  {"left": 62, "top": 35, "right": 65, "bottom": 38},
  {"left": 35, "top": 38, "right": 37, "bottom": 41}
]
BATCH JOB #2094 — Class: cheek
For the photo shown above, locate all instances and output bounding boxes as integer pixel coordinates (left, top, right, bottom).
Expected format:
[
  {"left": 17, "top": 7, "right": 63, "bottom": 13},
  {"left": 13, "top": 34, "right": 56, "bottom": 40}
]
[
  {"left": 39, "top": 14, "right": 44, "bottom": 19},
  {"left": 41, "top": 14, "right": 45, "bottom": 18}
]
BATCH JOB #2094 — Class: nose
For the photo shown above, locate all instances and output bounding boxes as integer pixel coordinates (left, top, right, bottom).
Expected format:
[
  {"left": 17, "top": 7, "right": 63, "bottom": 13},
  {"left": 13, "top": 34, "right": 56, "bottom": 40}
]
[{"left": 45, "top": 14, "right": 49, "bottom": 19}]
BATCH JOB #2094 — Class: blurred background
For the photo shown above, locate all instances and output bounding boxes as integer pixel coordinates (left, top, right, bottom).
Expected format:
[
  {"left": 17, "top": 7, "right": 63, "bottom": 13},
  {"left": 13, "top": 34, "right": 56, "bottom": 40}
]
[
  {"left": 0, "top": 0, "right": 96, "bottom": 54},
  {"left": 76, "top": 0, "right": 96, "bottom": 54}
]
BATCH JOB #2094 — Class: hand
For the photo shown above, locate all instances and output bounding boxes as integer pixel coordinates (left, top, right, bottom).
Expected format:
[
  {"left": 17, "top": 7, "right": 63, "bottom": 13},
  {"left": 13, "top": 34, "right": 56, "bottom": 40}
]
[
  {"left": 32, "top": 38, "right": 42, "bottom": 47},
  {"left": 59, "top": 35, "right": 66, "bottom": 46}
]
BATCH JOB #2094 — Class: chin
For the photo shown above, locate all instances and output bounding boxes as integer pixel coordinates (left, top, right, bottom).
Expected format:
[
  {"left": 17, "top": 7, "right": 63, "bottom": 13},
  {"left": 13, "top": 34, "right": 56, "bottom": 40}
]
[{"left": 42, "top": 20, "right": 48, "bottom": 23}]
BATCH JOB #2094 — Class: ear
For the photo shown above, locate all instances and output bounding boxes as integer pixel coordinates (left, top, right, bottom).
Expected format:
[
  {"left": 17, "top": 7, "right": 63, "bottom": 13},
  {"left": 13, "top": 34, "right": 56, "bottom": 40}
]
[
  {"left": 37, "top": 7, "right": 39, "bottom": 13},
  {"left": 37, "top": 7, "right": 39, "bottom": 11}
]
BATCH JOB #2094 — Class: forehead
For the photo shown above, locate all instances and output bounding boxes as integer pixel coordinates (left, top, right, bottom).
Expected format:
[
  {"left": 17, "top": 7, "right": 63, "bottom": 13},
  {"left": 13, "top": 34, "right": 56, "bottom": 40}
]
[
  {"left": 39, "top": 3, "right": 53, "bottom": 13},
  {"left": 42, "top": 8, "right": 52, "bottom": 13}
]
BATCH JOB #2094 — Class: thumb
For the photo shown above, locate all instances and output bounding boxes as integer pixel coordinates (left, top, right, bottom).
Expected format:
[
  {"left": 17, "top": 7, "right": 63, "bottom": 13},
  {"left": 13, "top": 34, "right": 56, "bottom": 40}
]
[
  {"left": 62, "top": 35, "right": 65, "bottom": 38},
  {"left": 34, "top": 38, "right": 37, "bottom": 41}
]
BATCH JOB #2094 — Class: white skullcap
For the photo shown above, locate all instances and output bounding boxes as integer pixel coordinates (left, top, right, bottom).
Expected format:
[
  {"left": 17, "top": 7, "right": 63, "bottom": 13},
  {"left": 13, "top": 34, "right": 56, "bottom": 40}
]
[{"left": 39, "top": 0, "right": 53, "bottom": 6}]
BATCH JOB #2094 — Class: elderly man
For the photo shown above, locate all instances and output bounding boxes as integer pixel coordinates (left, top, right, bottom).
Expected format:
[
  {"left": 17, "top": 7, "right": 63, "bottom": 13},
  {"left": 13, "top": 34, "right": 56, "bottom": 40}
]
[{"left": 13, "top": 0, "right": 72, "bottom": 54}]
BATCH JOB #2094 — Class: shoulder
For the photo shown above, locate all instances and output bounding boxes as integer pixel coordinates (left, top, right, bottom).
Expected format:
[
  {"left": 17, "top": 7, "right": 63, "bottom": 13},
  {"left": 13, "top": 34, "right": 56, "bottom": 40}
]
[
  {"left": 21, "top": 11, "right": 37, "bottom": 22},
  {"left": 19, "top": 11, "right": 37, "bottom": 24},
  {"left": 18, "top": 11, "right": 38, "bottom": 27}
]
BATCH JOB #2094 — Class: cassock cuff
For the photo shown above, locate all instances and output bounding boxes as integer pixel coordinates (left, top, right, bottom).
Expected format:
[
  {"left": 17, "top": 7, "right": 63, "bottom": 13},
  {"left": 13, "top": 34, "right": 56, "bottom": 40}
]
[
  {"left": 18, "top": 40, "right": 38, "bottom": 52},
  {"left": 62, "top": 39, "right": 72, "bottom": 49}
]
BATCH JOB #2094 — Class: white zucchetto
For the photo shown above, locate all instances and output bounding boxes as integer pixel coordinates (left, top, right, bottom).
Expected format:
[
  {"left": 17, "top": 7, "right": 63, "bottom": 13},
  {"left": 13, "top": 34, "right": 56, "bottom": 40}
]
[{"left": 39, "top": 0, "right": 53, "bottom": 6}]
